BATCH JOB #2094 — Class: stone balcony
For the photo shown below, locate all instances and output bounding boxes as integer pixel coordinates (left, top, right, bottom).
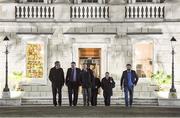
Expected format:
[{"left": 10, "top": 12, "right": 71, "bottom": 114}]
[
  {"left": 70, "top": 4, "right": 109, "bottom": 21},
  {"left": 15, "top": 4, "right": 55, "bottom": 19},
  {"left": 125, "top": 3, "right": 165, "bottom": 21},
  {"left": 0, "top": 2, "right": 170, "bottom": 22}
]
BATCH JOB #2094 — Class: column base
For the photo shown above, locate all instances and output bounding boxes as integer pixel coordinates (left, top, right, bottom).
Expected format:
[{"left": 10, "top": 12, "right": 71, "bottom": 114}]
[
  {"left": 168, "top": 91, "right": 177, "bottom": 99},
  {"left": 2, "top": 91, "right": 10, "bottom": 99}
]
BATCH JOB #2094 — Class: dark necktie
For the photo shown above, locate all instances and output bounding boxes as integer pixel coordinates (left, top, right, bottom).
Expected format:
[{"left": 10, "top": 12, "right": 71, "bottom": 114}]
[{"left": 71, "top": 69, "right": 74, "bottom": 81}]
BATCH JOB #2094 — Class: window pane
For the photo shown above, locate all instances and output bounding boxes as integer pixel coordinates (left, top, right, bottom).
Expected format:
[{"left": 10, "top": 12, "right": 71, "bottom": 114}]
[
  {"left": 134, "top": 42, "right": 153, "bottom": 78},
  {"left": 26, "top": 43, "right": 44, "bottom": 79}
]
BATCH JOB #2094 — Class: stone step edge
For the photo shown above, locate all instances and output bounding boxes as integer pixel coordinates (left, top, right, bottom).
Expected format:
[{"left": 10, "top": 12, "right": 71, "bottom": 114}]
[
  {"left": 21, "top": 97, "right": 158, "bottom": 100},
  {"left": 21, "top": 103, "right": 158, "bottom": 106},
  {"left": 21, "top": 98, "right": 158, "bottom": 105}
]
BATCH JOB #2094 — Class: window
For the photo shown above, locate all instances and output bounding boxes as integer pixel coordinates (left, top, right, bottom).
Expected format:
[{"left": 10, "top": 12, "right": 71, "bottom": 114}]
[
  {"left": 27, "top": 0, "right": 44, "bottom": 2},
  {"left": 26, "top": 43, "right": 44, "bottom": 78},
  {"left": 134, "top": 42, "right": 153, "bottom": 78},
  {"left": 136, "top": 0, "right": 152, "bottom": 2},
  {"left": 82, "top": 0, "right": 98, "bottom": 3}
]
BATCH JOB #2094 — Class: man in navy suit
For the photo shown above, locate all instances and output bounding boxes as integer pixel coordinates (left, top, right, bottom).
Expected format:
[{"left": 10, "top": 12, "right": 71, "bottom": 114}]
[
  {"left": 66, "top": 62, "right": 81, "bottom": 106},
  {"left": 120, "top": 64, "right": 139, "bottom": 107}
]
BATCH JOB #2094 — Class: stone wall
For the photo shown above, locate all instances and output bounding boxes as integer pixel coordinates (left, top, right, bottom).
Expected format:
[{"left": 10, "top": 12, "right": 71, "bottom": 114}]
[{"left": 0, "top": 22, "right": 179, "bottom": 99}]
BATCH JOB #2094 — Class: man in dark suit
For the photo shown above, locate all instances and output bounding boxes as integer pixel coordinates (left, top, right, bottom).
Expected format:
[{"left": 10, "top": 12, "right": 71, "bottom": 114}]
[
  {"left": 120, "top": 64, "right": 139, "bottom": 107},
  {"left": 49, "top": 61, "right": 64, "bottom": 106},
  {"left": 86, "top": 64, "right": 100, "bottom": 106},
  {"left": 80, "top": 63, "right": 94, "bottom": 106},
  {"left": 101, "top": 72, "right": 115, "bottom": 106},
  {"left": 66, "top": 62, "right": 81, "bottom": 106}
]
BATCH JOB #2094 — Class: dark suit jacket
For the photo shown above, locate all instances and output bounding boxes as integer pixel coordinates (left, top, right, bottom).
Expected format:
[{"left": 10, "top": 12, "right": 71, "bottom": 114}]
[
  {"left": 92, "top": 77, "right": 101, "bottom": 90},
  {"left": 101, "top": 77, "right": 115, "bottom": 96},
  {"left": 49, "top": 67, "right": 64, "bottom": 87},
  {"left": 120, "top": 70, "right": 139, "bottom": 87},
  {"left": 66, "top": 68, "right": 81, "bottom": 86},
  {"left": 80, "top": 69, "right": 94, "bottom": 88}
]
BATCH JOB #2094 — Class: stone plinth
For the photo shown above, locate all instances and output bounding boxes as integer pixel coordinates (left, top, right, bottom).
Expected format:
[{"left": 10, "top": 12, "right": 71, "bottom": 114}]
[
  {"left": 158, "top": 99, "right": 180, "bottom": 107},
  {"left": 2, "top": 91, "right": 10, "bottom": 99},
  {"left": 0, "top": 98, "right": 21, "bottom": 106}
]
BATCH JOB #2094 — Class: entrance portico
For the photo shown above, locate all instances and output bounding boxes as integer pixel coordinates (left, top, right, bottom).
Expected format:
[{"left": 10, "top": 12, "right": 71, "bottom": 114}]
[{"left": 64, "top": 33, "right": 116, "bottom": 78}]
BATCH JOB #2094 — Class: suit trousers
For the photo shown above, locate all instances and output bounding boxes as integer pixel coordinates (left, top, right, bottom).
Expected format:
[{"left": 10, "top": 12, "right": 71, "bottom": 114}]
[
  {"left": 52, "top": 84, "right": 62, "bottom": 106},
  {"left": 68, "top": 82, "right": 79, "bottom": 106},
  {"left": 103, "top": 91, "right": 111, "bottom": 106},
  {"left": 124, "top": 85, "right": 134, "bottom": 107},
  {"left": 91, "top": 89, "right": 98, "bottom": 106},
  {"left": 82, "top": 88, "right": 91, "bottom": 106}
]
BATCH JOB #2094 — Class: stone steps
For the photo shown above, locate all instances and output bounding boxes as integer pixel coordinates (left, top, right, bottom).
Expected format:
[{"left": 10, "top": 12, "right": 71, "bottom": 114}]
[
  {"left": 21, "top": 84, "right": 158, "bottom": 98},
  {"left": 20, "top": 78, "right": 158, "bottom": 98},
  {"left": 21, "top": 97, "right": 158, "bottom": 106}
]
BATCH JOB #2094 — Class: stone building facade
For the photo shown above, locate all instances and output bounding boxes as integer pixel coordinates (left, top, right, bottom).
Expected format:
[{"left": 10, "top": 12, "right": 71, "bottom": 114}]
[{"left": 0, "top": 0, "right": 180, "bottom": 102}]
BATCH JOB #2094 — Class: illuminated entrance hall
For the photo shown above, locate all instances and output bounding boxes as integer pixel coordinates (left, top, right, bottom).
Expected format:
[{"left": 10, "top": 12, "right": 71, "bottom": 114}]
[{"left": 79, "top": 48, "right": 101, "bottom": 78}]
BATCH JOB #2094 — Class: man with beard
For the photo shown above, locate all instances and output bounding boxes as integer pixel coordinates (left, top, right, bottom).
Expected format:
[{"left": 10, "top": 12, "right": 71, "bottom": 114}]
[
  {"left": 120, "top": 64, "right": 139, "bottom": 107},
  {"left": 49, "top": 61, "right": 64, "bottom": 106}
]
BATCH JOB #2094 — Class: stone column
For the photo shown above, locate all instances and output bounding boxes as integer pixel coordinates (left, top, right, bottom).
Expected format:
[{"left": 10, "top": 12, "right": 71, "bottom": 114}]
[
  {"left": 98, "top": 0, "right": 103, "bottom": 4},
  {"left": 127, "top": 0, "right": 135, "bottom": 4},
  {"left": 132, "top": 0, "right": 135, "bottom": 3},
  {"left": 152, "top": 0, "right": 157, "bottom": 3},
  {"left": 77, "top": 0, "right": 81, "bottom": 4},
  {"left": 127, "top": 0, "right": 131, "bottom": 3},
  {"left": 21, "top": 0, "right": 27, "bottom": 3},
  {"left": 44, "top": 0, "right": 48, "bottom": 3}
]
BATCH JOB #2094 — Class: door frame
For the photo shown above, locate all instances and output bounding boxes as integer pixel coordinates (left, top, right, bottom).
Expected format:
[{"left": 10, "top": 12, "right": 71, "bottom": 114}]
[
  {"left": 72, "top": 43, "right": 107, "bottom": 78},
  {"left": 78, "top": 48, "right": 101, "bottom": 78}
]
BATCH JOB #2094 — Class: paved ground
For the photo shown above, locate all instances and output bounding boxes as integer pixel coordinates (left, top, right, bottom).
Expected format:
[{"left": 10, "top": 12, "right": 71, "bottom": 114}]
[{"left": 0, "top": 106, "right": 180, "bottom": 117}]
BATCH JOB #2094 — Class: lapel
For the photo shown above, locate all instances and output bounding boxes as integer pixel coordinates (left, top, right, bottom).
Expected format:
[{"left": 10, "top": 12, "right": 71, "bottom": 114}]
[{"left": 131, "top": 70, "right": 134, "bottom": 79}]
